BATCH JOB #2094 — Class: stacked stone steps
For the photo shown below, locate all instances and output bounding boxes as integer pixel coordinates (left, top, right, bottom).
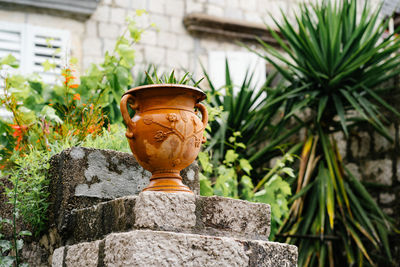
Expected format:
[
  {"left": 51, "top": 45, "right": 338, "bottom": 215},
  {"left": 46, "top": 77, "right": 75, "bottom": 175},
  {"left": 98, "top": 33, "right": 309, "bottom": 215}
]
[
  {"left": 52, "top": 192, "right": 297, "bottom": 266},
  {"left": 46, "top": 147, "right": 297, "bottom": 266},
  {"left": 64, "top": 194, "right": 271, "bottom": 243}
]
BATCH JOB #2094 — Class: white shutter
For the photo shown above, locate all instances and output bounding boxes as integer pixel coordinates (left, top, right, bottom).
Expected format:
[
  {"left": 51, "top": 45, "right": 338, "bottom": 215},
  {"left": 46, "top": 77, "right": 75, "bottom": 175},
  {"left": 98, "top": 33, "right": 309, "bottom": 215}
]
[
  {"left": 0, "top": 22, "right": 25, "bottom": 119},
  {"left": 0, "top": 22, "right": 26, "bottom": 73},
  {"left": 26, "top": 25, "right": 70, "bottom": 84},
  {"left": 0, "top": 22, "right": 70, "bottom": 118}
]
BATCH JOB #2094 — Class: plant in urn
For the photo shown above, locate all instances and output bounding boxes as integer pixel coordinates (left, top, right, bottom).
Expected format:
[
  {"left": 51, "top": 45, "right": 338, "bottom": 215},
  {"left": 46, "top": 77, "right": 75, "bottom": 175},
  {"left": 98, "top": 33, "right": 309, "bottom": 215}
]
[{"left": 120, "top": 72, "right": 208, "bottom": 193}]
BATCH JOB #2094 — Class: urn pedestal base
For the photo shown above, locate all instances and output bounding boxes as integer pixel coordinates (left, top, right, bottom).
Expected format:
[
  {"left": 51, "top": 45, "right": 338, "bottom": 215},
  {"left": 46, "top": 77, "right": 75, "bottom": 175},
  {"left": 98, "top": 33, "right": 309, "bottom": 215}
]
[{"left": 143, "top": 171, "right": 193, "bottom": 193}]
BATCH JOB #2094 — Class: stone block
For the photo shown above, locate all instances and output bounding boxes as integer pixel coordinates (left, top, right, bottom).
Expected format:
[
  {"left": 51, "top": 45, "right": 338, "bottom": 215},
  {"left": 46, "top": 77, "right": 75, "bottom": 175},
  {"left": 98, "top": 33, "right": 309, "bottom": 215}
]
[
  {"left": 82, "top": 56, "right": 103, "bottom": 70},
  {"left": 240, "top": 0, "right": 257, "bottom": 11},
  {"left": 380, "top": 193, "right": 395, "bottom": 204},
  {"left": 167, "top": 49, "right": 189, "bottom": 68},
  {"left": 363, "top": 159, "right": 393, "bottom": 185},
  {"left": 91, "top": 5, "right": 110, "bottom": 22},
  {"left": 110, "top": 7, "right": 126, "bottom": 25},
  {"left": 158, "top": 31, "right": 178, "bottom": 49},
  {"left": 102, "top": 38, "right": 115, "bottom": 54},
  {"left": 397, "top": 160, "right": 400, "bottom": 182},
  {"left": 246, "top": 239, "right": 298, "bottom": 266},
  {"left": 383, "top": 207, "right": 394, "bottom": 215},
  {"left": 345, "top": 163, "right": 362, "bottom": 180},
  {"left": 48, "top": 147, "right": 199, "bottom": 234},
  {"left": 82, "top": 38, "right": 102, "bottom": 57},
  {"left": 170, "top": 17, "right": 186, "bottom": 34},
  {"left": 114, "top": 0, "right": 131, "bottom": 8},
  {"left": 350, "top": 131, "right": 371, "bottom": 158},
  {"left": 52, "top": 247, "right": 64, "bottom": 267},
  {"left": 207, "top": 4, "right": 225, "bottom": 17},
  {"left": 333, "top": 131, "right": 347, "bottom": 159},
  {"left": 373, "top": 125, "right": 395, "bottom": 152},
  {"left": 104, "top": 230, "right": 249, "bottom": 266},
  {"left": 209, "top": 0, "right": 225, "bottom": 5},
  {"left": 186, "top": 2, "right": 205, "bottom": 13},
  {"left": 85, "top": 21, "right": 98, "bottom": 37},
  {"left": 98, "top": 22, "right": 119, "bottom": 39},
  {"left": 244, "top": 11, "right": 263, "bottom": 24},
  {"left": 225, "top": 7, "right": 244, "bottom": 20},
  {"left": 197, "top": 196, "right": 271, "bottom": 240},
  {"left": 148, "top": 0, "right": 165, "bottom": 14},
  {"left": 65, "top": 240, "right": 101, "bottom": 267},
  {"left": 135, "top": 192, "right": 197, "bottom": 230},
  {"left": 131, "top": 0, "right": 146, "bottom": 9},
  {"left": 165, "top": 0, "right": 185, "bottom": 17},
  {"left": 139, "top": 30, "right": 157, "bottom": 45},
  {"left": 177, "top": 34, "right": 195, "bottom": 51},
  {"left": 149, "top": 14, "right": 170, "bottom": 31},
  {"left": 144, "top": 45, "right": 166, "bottom": 64},
  {"left": 55, "top": 230, "right": 298, "bottom": 266}
]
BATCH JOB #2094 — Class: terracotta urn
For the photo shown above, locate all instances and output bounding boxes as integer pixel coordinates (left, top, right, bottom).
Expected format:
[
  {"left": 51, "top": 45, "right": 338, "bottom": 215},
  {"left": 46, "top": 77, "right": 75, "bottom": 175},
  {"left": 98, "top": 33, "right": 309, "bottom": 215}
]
[{"left": 120, "top": 84, "right": 208, "bottom": 193}]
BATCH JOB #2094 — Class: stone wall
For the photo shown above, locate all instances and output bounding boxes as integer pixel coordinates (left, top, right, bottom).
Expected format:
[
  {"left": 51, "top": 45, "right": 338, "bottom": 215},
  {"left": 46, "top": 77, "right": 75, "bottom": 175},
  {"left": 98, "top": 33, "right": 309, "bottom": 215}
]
[
  {"left": 341, "top": 120, "right": 400, "bottom": 261},
  {"left": 82, "top": 0, "right": 298, "bottom": 73},
  {"left": 0, "top": 0, "right": 303, "bottom": 73}
]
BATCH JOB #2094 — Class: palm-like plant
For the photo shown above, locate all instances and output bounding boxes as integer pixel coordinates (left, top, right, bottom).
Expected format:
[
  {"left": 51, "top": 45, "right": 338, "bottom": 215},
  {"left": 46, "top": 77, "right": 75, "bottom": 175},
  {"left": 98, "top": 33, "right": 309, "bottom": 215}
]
[
  {"left": 252, "top": 0, "right": 400, "bottom": 266},
  {"left": 202, "top": 60, "right": 299, "bottom": 173}
]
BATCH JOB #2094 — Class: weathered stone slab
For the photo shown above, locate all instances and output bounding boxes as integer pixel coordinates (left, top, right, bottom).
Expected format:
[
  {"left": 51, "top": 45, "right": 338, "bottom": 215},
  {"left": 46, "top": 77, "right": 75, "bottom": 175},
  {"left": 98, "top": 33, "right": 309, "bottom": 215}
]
[
  {"left": 51, "top": 247, "right": 64, "bottom": 267},
  {"left": 66, "top": 196, "right": 136, "bottom": 243},
  {"left": 65, "top": 192, "right": 270, "bottom": 244},
  {"left": 48, "top": 147, "right": 199, "bottom": 233},
  {"left": 197, "top": 195, "right": 271, "bottom": 240},
  {"left": 65, "top": 240, "right": 100, "bottom": 267},
  {"left": 134, "top": 191, "right": 197, "bottom": 231},
  {"left": 53, "top": 230, "right": 298, "bottom": 267}
]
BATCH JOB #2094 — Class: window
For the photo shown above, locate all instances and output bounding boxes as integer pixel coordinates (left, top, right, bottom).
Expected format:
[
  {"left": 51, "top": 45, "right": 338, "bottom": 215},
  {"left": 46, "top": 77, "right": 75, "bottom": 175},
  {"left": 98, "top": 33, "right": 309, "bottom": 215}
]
[{"left": 0, "top": 21, "right": 70, "bottom": 117}]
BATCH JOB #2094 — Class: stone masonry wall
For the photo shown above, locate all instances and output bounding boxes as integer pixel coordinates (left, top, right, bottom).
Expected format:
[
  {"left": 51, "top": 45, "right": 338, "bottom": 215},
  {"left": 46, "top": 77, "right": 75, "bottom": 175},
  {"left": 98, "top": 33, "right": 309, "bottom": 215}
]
[
  {"left": 0, "top": 0, "right": 303, "bottom": 73},
  {"left": 82, "top": 0, "right": 300, "bottom": 73}
]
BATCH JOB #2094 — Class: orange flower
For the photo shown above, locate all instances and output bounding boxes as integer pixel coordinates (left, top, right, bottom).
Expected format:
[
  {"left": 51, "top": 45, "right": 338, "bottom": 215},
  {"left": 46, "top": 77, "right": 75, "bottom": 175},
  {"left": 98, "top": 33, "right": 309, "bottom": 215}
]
[
  {"left": 87, "top": 125, "right": 98, "bottom": 134},
  {"left": 9, "top": 124, "right": 28, "bottom": 151},
  {"left": 73, "top": 93, "right": 81, "bottom": 100},
  {"left": 62, "top": 67, "right": 79, "bottom": 88}
]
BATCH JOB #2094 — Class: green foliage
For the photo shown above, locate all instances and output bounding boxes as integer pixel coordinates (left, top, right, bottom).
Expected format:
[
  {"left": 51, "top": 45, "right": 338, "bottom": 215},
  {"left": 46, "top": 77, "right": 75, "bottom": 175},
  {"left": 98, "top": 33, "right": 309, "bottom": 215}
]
[
  {"left": 253, "top": 1, "right": 400, "bottom": 265},
  {"left": 252, "top": 0, "right": 400, "bottom": 139},
  {"left": 0, "top": 124, "right": 130, "bottom": 237},
  {"left": 202, "top": 60, "right": 299, "bottom": 178},
  {"left": 0, "top": 219, "right": 31, "bottom": 267},
  {"left": 0, "top": 12, "right": 154, "bottom": 167},
  {"left": 0, "top": 173, "right": 32, "bottom": 267},
  {"left": 0, "top": 55, "right": 106, "bottom": 170},
  {"left": 80, "top": 124, "right": 130, "bottom": 153},
  {"left": 144, "top": 67, "right": 204, "bottom": 87},
  {"left": 199, "top": 131, "right": 295, "bottom": 238},
  {"left": 5, "top": 148, "right": 51, "bottom": 236},
  {"left": 77, "top": 12, "right": 155, "bottom": 123}
]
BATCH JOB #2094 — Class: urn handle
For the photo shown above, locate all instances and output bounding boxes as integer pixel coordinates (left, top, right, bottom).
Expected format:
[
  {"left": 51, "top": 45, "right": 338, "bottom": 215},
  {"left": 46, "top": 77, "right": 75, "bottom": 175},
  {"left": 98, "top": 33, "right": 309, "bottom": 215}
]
[
  {"left": 120, "top": 94, "right": 138, "bottom": 139},
  {"left": 195, "top": 103, "right": 208, "bottom": 143}
]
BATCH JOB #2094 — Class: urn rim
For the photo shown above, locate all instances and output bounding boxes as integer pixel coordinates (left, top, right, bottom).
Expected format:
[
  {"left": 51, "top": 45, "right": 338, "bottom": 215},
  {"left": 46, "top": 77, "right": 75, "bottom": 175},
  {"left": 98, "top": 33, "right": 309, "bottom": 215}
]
[{"left": 123, "top": 84, "right": 206, "bottom": 102}]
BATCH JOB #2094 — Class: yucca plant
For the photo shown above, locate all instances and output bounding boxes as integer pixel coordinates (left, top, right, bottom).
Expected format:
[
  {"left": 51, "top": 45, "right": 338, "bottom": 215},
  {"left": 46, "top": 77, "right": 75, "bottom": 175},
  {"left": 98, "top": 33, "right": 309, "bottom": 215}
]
[
  {"left": 251, "top": 0, "right": 400, "bottom": 266},
  {"left": 202, "top": 60, "right": 300, "bottom": 174}
]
